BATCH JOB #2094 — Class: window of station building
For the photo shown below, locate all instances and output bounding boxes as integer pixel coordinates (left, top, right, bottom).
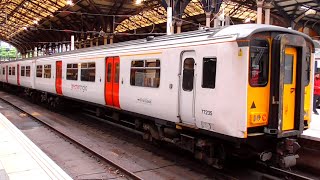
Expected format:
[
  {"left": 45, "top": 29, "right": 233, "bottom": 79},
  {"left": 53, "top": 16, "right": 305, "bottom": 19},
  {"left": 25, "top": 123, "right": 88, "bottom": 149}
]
[
  {"left": 26, "top": 66, "right": 31, "bottom": 77},
  {"left": 66, "top": 63, "right": 78, "bottom": 80},
  {"left": 12, "top": 67, "right": 15, "bottom": 75},
  {"left": 21, "top": 66, "right": 25, "bottom": 76},
  {"left": 202, "top": 57, "right": 217, "bottom": 89},
  {"left": 81, "top": 62, "right": 95, "bottom": 82},
  {"left": 44, "top": 65, "right": 51, "bottom": 78},
  {"left": 36, "top": 65, "right": 43, "bottom": 78},
  {"left": 9, "top": 67, "right": 11, "bottom": 75},
  {"left": 130, "top": 59, "right": 160, "bottom": 88},
  {"left": 249, "top": 39, "right": 269, "bottom": 87}
]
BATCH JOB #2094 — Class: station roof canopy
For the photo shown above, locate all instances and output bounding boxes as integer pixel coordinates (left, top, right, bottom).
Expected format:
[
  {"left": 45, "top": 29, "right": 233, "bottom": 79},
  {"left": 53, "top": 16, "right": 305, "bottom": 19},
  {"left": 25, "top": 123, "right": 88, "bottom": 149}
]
[{"left": 0, "top": 0, "right": 319, "bottom": 53}]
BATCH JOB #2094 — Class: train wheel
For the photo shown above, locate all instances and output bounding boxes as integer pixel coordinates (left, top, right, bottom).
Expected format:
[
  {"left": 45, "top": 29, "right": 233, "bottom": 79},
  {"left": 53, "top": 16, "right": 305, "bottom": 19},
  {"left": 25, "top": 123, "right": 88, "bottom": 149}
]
[
  {"left": 31, "top": 93, "right": 37, "bottom": 104},
  {"left": 212, "top": 144, "right": 226, "bottom": 169}
]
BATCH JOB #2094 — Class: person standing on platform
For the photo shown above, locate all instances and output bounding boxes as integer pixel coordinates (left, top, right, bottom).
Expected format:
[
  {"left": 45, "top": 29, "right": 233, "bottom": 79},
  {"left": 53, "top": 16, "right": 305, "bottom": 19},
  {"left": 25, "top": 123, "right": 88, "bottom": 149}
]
[{"left": 314, "top": 72, "right": 320, "bottom": 115}]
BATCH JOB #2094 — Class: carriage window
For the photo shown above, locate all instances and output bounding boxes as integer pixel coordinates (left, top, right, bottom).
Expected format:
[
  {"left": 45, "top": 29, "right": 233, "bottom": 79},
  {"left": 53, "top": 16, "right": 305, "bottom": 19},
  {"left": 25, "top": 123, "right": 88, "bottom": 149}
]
[
  {"left": 26, "top": 66, "right": 30, "bottom": 77},
  {"left": 36, "top": 65, "right": 43, "bottom": 78},
  {"left": 115, "top": 63, "right": 120, "bottom": 83},
  {"left": 107, "top": 63, "right": 112, "bottom": 82},
  {"left": 67, "top": 63, "right": 78, "bottom": 80},
  {"left": 284, "top": 54, "right": 293, "bottom": 84},
  {"left": 130, "top": 59, "right": 160, "bottom": 88},
  {"left": 9, "top": 67, "right": 11, "bottom": 75},
  {"left": 12, "top": 67, "right": 15, "bottom": 75},
  {"left": 202, "top": 57, "right": 217, "bottom": 89},
  {"left": 182, "top": 58, "right": 195, "bottom": 91},
  {"left": 2, "top": 68, "right": 4, "bottom": 75},
  {"left": 304, "top": 55, "right": 311, "bottom": 86},
  {"left": 44, "top": 65, "right": 51, "bottom": 78},
  {"left": 81, "top": 62, "right": 95, "bottom": 82},
  {"left": 249, "top": 39, "right": 269, "bottom": 87},
  {"left": 21, "top": 66, "right": 25, "bottom": 76}
]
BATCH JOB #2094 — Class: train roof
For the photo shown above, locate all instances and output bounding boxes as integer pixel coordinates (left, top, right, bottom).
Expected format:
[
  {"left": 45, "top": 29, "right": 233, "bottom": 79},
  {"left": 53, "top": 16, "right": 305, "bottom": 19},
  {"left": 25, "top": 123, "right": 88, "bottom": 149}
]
[{"left": 1, "top": 24, "right": 316, "bottom": 63}]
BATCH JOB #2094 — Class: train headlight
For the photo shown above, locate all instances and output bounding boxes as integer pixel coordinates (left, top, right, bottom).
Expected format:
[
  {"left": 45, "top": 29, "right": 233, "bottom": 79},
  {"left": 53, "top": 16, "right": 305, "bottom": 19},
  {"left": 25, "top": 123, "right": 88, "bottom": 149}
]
[{"left": 250, "top": 112, "right": 268, "bottom": 125}]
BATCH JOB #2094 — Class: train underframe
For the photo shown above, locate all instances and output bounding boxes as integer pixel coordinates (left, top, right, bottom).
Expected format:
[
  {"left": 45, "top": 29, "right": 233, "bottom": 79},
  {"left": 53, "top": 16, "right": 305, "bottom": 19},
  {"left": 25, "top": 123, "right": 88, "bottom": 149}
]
[{"left": 0, "top": 83, "right": 301, "bottom": 169}]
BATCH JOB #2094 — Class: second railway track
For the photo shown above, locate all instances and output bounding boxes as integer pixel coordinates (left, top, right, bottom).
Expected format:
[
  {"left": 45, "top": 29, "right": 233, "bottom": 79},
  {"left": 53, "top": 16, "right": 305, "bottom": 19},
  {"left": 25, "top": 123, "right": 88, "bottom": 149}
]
[{"left": 0, "top": 93, "right": 143, "bottom": 180}]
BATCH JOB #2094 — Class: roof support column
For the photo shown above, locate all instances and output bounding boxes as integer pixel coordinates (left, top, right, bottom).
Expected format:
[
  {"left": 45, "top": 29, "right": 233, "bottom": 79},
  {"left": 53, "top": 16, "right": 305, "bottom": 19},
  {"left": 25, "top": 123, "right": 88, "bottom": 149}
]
[
  {"left": 256, "top": 0, "right": 264, "bottom": 24},
  {"left": 176, "top": 20, "right": 182, "bottom": 34},
  {"left": 104, "top": 36, "right": 108, "bottom": 45},
  {"left": 95, "top": 38, "right": 99, "bottom": 46},
  {"left": 264, "top": 1, "right": 272, "bottom": 25},
  {"left": 167, "top": 6, "right": 173, "bottom": 35},
  {"left": 206, "top": 11, "right": 211, "bottom": 27},
  {"left": 90, "top": 39, "right": 93, "bottom": 47},
  {"left": 34, "top": 47, "right": 37, "bottom": 57},
  {"left": 109, "top": 36, "right": 113, "bottom": 45},
  {"left": 62, "top": 44, "right": 66, "bottom": 53},
  {"left": 71, "top": 35, "right": 75, "bottom": 51}
]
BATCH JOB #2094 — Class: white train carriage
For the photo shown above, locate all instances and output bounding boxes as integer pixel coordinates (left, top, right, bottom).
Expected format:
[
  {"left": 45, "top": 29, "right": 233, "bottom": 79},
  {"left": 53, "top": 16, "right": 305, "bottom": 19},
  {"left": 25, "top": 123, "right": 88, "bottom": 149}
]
[
  {"left": 61, "top": 54, "right": 106, "bottom": 106},
  {"left": 19, "top": 60, "right": 34, "bottom": 89},
  {"left": 7, "top": 61, "right": 18, "bottom": 85},
  {"left": 0, "top": 64, "right": 5, "bottom": 82},
  {"left": 34, "top": 58, "right": 57, "bottom": 94},
  {"left": 0, "top": 24, "right": 316, "bottom": 168}
]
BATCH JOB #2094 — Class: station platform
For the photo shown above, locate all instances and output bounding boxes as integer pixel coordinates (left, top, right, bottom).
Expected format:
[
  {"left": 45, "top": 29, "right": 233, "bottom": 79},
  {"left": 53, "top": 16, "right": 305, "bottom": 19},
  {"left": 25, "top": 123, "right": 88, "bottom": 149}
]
[
  {"left": 302, "top": 112, "right": 320, "bottom": 141},
  {"left": 0, "top": 113, "right": 72, "bottom": 180}
]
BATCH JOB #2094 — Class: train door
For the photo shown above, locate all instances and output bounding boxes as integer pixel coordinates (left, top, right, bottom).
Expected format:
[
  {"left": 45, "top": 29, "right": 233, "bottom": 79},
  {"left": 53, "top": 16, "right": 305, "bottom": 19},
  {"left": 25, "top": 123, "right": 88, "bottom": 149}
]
[
  {"left": 17, "top": 64, "right": 20, "bottom": 86},
  {"left": 6, "top": 66, "right": 8, "bottom": 83},
  {"left": 56, "top": 61, "right": 63, "bottom": 95},
  {"left": 179, "top": 51, "right": 196, "bottom": 125},
  {"left": 105, "top": 56, "right": 120, "bottom": 108},
  {"left": 282, "top": 47, "right": 297, "bottom": 131}
]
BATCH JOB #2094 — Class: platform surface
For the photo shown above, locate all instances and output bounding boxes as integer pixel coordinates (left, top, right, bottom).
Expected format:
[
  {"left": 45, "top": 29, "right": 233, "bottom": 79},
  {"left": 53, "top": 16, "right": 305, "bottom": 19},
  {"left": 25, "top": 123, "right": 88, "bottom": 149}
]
[
  {"left": 0, "top": 113, "right": 72, "bottom": 180},
  {"left": 302, "top": 112, "right": 320, "bottom": 141}
]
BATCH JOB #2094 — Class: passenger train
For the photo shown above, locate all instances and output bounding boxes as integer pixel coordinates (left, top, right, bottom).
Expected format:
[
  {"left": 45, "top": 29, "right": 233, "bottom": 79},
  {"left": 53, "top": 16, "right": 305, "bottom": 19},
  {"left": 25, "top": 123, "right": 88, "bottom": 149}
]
[{"left": 0, "top": 24, "right": 316, "bottom": 169}]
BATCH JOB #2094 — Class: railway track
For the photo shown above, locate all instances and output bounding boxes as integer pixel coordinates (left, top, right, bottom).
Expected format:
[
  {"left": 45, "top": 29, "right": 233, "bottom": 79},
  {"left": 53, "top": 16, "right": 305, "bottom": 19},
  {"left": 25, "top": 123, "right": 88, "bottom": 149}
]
[
  {"left": 0, "top": 91, "right": 319, "bottom": 180},
  {"left": 0, "top": 96, "right": 143, "bottom": 180},
  {"left": 253, "top": 161, "right": 318, "bottom": 180}
]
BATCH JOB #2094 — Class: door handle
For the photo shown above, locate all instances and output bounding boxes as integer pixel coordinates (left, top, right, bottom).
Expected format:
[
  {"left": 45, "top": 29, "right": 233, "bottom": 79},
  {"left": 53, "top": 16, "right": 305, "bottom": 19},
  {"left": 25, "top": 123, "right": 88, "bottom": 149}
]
[{"left": 290, "top": 88, "right": 295, "bottom": 93}]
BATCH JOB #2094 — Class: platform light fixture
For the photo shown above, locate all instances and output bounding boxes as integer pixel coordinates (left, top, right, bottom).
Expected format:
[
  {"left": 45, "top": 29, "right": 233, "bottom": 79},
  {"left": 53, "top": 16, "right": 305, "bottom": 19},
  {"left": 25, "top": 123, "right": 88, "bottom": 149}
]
[
  {"left": 244, "top": 18, "right": 251, "bottom": 23},
  {"left": 67, "top": 0, "right": 73, "bottom": 5},
  {"left": 135, "top": 0, "right": 143, "bottom": 5}
]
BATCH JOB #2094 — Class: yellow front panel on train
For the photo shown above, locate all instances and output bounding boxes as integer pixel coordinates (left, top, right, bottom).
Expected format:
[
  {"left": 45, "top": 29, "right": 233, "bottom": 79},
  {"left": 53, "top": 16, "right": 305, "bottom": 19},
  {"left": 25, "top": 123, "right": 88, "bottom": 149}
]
[{"left": 282, "top": 47, "right": 297, "bottom": 131}]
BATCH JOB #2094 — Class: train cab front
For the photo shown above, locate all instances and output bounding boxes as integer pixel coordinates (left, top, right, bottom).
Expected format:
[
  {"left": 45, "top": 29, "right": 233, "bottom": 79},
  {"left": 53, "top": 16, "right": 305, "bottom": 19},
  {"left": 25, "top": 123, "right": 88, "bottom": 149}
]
[{"left": 245, "top": 31, "right": 315, "bottom": 168}]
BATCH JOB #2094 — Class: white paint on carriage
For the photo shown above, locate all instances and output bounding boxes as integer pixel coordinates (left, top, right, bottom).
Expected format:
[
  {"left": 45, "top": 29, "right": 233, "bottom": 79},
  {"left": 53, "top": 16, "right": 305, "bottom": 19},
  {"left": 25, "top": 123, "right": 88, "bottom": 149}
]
[
  {"left": 0, "top": 113, "right": 72, "bottom": 180},
  {"left": 0, "top": 24, "right": 316, "bottom": 140},
  {"left": 19, "top": 60, "right": 34, "bottom": 89}
]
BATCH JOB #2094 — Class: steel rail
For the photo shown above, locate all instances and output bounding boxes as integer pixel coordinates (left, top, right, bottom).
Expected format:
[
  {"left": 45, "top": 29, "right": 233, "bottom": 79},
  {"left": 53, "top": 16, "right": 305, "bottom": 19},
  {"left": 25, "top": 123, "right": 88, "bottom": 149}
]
[
  {"left": 0, "top": 97, "right": 143, "bottom": 180},
  {"left": 269, "top": 166, "right": 315, "bottom": 180}
]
